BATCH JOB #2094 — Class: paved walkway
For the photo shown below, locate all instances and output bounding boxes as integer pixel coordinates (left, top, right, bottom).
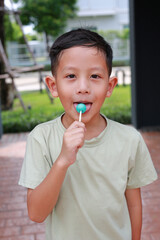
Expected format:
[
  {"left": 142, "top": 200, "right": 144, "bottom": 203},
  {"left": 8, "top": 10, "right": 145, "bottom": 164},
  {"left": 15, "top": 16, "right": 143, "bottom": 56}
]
[{"left": 0, "top": 131, "right": 159, "bottom": 240}]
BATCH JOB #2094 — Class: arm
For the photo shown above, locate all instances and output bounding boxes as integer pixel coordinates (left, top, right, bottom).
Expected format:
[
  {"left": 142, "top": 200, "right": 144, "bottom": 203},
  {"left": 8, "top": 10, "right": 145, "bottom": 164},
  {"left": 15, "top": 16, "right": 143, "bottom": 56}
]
[
  {"left": 27, "top": 121, "right": 86, "bottom": 223},
  {"left": 125, "top": 188, "right": 142, "bottom": 240}
]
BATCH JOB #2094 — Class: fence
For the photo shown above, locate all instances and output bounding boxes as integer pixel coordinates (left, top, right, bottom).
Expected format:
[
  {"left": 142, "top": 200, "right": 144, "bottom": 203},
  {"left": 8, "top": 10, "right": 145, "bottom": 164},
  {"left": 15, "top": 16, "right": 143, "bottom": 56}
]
[
  {"left": 7, "top": 41, "right": 50, "bottom": 67},
  {"left": 6, "top": 39, "right": 130, "bottom": 67},
  {"left": 111, "top": 39, "right": 130, "bottom": 61}
]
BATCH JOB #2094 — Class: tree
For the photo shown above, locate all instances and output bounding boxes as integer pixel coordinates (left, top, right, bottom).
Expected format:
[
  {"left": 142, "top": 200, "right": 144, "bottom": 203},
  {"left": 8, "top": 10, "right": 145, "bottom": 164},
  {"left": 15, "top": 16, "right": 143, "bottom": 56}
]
[
  {"left": 4, "top": 14, "right": 25, "bottom": 43},
  {"left": 0, "top": 0, "right": 19, "bottom": 110},
  {"left": 15, "top": 0, "right": 78, "bottom": 52},
  {"left": 0, "top": 0, "right": 8, "bottom": 110},
  {"left": 0, "top": 0, "right": 77, "bottom": 110}
]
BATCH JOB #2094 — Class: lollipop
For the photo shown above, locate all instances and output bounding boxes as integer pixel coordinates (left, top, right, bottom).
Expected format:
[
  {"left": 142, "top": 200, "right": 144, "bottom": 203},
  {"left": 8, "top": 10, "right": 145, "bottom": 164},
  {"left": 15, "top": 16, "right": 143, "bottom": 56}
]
[{"left": 76, "top": 103, "right": 86, "bottom": 122}]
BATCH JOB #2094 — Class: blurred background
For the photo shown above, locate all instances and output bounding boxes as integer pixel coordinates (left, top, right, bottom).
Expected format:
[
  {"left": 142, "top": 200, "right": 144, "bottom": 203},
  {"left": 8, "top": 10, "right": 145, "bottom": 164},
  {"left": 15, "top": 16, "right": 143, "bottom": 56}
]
[
  {"left": 5, "top": 0, "right": 129, "bottom": 68},
  {"left": 0, "top": 0, "right": 131, "bottom": 135}
]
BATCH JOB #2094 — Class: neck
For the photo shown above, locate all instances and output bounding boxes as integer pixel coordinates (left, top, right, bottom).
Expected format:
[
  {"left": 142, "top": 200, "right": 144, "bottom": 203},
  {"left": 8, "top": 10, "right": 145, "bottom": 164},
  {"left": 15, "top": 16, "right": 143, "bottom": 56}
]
[
  {"left": 61, "top": 113, "right": 107, "bottom": 140},
  {"left": 84, "top": 114, "right": 107, "bottom": 140}
]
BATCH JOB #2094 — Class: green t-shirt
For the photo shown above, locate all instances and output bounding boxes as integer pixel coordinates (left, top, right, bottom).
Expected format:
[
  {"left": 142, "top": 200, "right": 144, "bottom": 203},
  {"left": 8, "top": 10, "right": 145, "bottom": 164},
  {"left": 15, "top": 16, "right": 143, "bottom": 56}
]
[{"left": 19, "top": 115, "right": 158, "bottom": 240}]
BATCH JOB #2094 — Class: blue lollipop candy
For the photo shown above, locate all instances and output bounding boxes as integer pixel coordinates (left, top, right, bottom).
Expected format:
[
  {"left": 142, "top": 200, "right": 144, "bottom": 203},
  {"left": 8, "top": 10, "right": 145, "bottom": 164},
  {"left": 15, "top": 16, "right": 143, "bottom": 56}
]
[
  {"left": 76, "top": 103, "right": 86, "bottom": 113},
  {"left": 76, "top": 103, "right": 86, "bottom": 121}
]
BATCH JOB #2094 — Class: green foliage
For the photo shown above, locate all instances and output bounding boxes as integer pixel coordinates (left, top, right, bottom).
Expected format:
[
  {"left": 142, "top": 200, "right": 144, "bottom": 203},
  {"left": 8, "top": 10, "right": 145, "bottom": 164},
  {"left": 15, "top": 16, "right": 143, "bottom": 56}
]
[
  {"left": 119, "top": 28, "right": 130, "bottom": 39},
  {"left": 101, "top": 85, "right": 131, "bottom": 124},
  {"left": 4, "top": 15, "right": 13, "bottom": 41},
  {"left": 4, "top": 14, "right": 39, "bottom": 43},
  {"left": 98, "top": 29, "right": 130, "bottom": 41},
  {"left": 2, "top": 86, "right": 131, "bottom": 133},
  {"left": 4, "top": 15, "right": 24, "bottom": 43},
  {"left": 17, "top": 0, "right": 78, "bottom": 37},
  {"left": 113, "top": 60, "right": 130, "bottom": 67},
  {"left": 25, "top": 34, "right": 38, "bottom": 41},
  {"left": 98, "top": 30, "right": 120, "bottom": 41}
]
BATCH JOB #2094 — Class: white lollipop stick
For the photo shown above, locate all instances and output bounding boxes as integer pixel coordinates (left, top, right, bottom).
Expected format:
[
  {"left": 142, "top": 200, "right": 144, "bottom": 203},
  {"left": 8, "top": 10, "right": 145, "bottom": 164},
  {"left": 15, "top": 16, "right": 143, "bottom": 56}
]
[{"left": 79, "top": 111, "right": 82, "bottom": 122}]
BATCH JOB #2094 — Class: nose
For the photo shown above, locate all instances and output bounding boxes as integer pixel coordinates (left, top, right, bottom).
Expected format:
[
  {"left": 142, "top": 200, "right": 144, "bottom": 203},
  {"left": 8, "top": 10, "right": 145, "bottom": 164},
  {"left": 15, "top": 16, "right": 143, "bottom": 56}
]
[{"left": 76, "top": 78, "right": 90, "bottom": 94}]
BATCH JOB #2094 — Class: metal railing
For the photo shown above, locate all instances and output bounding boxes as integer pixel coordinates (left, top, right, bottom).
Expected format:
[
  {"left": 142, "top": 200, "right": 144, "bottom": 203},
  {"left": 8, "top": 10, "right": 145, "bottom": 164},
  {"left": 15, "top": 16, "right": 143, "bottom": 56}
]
[
  {"left": 7, "top": 42, "right": 50, "bottom": 67},
  {"left": 6, "top": 39, "right": 130, "bottom": 67}
]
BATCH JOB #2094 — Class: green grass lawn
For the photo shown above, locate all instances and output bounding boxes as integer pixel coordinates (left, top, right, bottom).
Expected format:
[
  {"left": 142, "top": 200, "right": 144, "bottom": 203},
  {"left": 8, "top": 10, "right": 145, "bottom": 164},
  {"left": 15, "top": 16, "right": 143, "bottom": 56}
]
[{"left": 2, "top": 85, "right": 131, "bottom": 133}]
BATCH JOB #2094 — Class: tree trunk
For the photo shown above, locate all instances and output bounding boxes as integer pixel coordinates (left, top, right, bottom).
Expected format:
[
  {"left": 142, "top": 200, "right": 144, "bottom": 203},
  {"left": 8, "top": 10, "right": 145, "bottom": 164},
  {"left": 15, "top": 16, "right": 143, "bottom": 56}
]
[
  {"left": 45, "top": 32, "right": 50, "bottom": 53},
  {"left": 0, "top": 0, "right": 14, "bottom": 110}
]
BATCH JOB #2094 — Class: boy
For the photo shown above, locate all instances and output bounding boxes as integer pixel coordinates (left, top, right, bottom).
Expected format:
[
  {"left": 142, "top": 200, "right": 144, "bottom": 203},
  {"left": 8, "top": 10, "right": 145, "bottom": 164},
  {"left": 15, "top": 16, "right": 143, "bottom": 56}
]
[{"left": 19, "top": 29, "right": 157, "bottom": 240}]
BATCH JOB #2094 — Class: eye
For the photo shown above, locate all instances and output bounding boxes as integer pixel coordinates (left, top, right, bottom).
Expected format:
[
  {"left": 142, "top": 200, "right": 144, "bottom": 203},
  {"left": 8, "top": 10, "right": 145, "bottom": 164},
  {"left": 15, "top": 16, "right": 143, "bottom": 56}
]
[
  {"left": 66, "top": 74, "right": 76, "bottom": 79},
  {"left": 91, "top": 74, "right": 101, "bottom": 79}
]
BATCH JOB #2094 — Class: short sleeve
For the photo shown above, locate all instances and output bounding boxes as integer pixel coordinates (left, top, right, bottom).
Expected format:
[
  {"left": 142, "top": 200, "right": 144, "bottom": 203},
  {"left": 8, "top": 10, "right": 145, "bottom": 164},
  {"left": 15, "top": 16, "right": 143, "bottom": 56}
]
[
  {"left": 18, "top": 129, "right": 52, "bottom": 189},
  {"left": 127, "top": 133, "right": 158, "bottom": 189}
]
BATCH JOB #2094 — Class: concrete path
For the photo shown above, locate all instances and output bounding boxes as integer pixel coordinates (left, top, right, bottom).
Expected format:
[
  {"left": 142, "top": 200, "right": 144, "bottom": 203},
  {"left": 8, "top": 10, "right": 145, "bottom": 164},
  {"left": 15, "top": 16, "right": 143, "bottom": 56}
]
[{"left": 0, "top": 131, "right": 159, "bottom": 240}]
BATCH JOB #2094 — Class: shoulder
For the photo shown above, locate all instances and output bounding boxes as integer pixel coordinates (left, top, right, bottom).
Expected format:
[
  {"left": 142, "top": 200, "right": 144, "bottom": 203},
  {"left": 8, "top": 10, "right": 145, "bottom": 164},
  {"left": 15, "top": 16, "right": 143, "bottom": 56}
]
[
  {"left": 28, "top": 115, "right": 63, "bottom": 142},
  {"left": 108, "top": 119, "right": 140, "bottom": 137},
  {"left": 108, "top": 119, "right": 141, "bottom": 144},
  {"left": 31, "top": 118, "right": 57, "bottom": 134}
]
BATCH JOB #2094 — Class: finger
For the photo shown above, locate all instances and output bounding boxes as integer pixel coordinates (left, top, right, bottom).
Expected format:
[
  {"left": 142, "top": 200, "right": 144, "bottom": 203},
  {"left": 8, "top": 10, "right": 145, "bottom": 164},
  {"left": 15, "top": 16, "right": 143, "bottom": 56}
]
[
  {"left": 64, "top": 127, "right": 86, "bottom": 143},
  {"left": 68, "top": 135, "right": 85, "bottom": 149},
  {"left": 67, "top": 121, "right": 85, "bottom": 130}
]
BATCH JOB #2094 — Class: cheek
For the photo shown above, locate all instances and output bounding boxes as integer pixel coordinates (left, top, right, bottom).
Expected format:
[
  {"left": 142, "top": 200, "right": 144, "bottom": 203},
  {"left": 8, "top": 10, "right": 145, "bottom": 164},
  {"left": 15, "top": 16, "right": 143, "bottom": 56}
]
[
  {"left": 57, "top": 87, "right": 72, "bottom": 107},
  {"left": 94, "top": 90, "right": 108, "bottom": 107},
  {"left": 56, "top": 83, "right": 69, "bottom": 98},
  {"left": 94, "top": 85, "right": 108, "bottom": 98}
]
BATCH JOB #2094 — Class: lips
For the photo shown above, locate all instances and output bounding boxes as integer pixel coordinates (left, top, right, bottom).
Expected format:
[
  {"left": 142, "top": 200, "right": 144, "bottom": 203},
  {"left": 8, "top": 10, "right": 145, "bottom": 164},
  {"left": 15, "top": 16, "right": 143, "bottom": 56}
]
[{"left": 74, "top": 102, "right": 92, "bottom": 112}]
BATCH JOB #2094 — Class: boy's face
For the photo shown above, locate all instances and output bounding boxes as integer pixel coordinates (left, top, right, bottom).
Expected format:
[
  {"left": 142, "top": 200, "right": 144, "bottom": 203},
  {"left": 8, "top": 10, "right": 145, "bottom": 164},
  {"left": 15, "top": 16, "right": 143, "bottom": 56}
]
[{"left": 46, "top": 46, "right": 117, "bottom": 128}]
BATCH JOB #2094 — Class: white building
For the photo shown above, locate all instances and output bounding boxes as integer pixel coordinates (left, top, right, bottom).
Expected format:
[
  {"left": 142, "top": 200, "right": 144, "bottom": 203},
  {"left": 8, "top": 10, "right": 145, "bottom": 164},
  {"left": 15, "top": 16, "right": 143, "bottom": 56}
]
[{"left": 66, "top": 0, "right": 129, "bottom": 32}]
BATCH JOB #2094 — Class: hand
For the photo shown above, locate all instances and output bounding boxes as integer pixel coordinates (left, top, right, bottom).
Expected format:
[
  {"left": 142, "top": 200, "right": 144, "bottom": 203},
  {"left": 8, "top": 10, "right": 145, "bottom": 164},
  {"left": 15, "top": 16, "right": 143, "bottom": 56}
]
[{"left": 59, "top": 121, "right": 86, "bottom": 167}]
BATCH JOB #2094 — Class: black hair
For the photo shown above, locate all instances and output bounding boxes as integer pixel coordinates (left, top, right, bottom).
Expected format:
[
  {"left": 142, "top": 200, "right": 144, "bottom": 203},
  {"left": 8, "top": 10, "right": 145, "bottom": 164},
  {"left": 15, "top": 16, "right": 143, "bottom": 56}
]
[{"left": 49, "top": 28, "right": 113, "bottom": 76}]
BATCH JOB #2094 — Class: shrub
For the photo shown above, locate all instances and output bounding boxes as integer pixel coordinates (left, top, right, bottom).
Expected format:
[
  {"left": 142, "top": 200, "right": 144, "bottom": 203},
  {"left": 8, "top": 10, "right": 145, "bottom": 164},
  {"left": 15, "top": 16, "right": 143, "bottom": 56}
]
[{"left": 2, "top": 86, "right": 131, "bottom": 133}]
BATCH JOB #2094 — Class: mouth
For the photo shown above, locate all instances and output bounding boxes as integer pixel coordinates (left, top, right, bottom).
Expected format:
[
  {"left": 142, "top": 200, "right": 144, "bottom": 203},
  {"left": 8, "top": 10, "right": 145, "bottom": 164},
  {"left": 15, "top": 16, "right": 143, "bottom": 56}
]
[{"left": 73, "top": 102, "right": 92, "bottom": 113}]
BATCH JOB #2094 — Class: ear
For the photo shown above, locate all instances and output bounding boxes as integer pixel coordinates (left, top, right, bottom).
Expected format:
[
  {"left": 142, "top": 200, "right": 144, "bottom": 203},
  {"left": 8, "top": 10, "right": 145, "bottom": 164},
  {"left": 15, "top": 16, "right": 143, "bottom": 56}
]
[
  {"left": 106, "top": 76, "right": 118, "bottom": 98},
  {"left": 45, "top": 75, "right": 59, "bottom": 98}
]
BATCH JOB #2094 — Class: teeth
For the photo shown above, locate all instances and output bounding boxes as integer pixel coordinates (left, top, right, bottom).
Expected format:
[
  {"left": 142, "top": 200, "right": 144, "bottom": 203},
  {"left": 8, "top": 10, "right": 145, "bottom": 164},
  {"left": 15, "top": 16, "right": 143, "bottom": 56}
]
[{"left": 75, "top": 102, "right": 91, "bottom": 104}]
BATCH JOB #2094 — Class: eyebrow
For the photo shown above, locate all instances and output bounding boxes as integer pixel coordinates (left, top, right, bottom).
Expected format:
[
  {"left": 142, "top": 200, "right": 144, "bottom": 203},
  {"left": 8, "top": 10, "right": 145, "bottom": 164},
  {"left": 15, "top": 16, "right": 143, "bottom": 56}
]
[
  {"left": 62, "top": 66, "right": 77, "bottom": 72},
  {"left": 62, "top": 66, "right": 106, "bottom": 74},
  {"left": 89, "top": 67, "right": 106, "bottom": 73}
]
